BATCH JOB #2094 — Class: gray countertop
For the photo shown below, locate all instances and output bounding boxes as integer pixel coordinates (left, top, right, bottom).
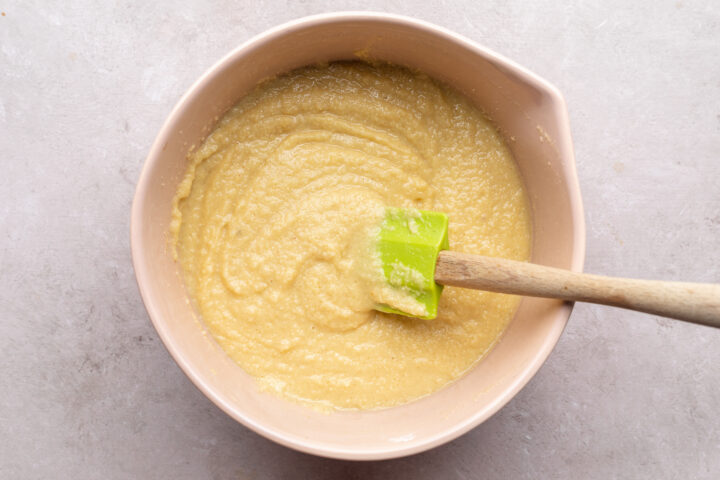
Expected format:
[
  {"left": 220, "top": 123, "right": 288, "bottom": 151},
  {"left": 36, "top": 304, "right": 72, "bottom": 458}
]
[{"left": 2, "top": 1, "right": 719, "bottom": 478}]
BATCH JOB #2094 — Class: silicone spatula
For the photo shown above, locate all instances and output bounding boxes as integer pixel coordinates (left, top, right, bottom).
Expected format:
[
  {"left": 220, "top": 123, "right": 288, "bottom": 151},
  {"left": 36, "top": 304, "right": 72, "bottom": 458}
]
[{"left": 374, "top": 208, "right": 720, "bottom": 327}]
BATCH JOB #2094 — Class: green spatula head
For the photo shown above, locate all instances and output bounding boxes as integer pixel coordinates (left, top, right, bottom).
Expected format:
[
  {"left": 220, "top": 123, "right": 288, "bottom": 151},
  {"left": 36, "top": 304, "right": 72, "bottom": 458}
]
[{"left": 374, "top": 208, "right": 449, "bottom": 320}]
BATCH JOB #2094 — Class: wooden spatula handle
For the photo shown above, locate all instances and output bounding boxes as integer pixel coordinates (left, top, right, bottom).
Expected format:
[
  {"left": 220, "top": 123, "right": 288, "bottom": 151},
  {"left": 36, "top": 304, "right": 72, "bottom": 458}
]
[{"left": 435, "top": 251, "right": 720, "bottom": 328}]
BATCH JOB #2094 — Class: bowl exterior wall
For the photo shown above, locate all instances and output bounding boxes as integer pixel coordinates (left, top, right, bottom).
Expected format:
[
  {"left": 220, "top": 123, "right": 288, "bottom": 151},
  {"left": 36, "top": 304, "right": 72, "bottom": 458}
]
[{"left": 131, "top": 12, "right": 585, "bottom": 460}]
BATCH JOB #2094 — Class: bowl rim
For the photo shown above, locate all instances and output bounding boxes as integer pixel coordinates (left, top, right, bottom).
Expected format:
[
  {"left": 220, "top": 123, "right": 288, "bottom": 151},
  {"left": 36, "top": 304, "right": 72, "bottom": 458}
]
[{"left": 131, "top": 11, "right": 586, "bottom": 460}]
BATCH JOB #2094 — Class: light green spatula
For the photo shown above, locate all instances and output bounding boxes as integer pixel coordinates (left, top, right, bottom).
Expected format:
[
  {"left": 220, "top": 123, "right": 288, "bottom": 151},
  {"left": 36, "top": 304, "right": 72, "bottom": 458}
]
[{"left": 374, "top": 208, "right": 720, "bottom": 328}]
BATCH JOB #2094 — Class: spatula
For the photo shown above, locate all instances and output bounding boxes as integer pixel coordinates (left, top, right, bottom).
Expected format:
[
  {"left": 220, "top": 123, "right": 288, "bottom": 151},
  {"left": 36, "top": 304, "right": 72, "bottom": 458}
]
[{"left": 374, "top": 208, "right": 720, "bottom": 328}]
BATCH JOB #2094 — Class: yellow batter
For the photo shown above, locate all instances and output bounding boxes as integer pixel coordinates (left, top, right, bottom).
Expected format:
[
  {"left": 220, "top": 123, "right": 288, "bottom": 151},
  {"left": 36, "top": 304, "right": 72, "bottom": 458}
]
[{"left": 171, "top": 62, "right": 531, "bottom": 410}]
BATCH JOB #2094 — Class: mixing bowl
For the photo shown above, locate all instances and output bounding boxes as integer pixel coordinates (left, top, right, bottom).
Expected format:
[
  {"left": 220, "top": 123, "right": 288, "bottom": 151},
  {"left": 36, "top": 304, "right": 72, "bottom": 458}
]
[{"left": 131, "top": 12, "right": 585, "bottom": 460}]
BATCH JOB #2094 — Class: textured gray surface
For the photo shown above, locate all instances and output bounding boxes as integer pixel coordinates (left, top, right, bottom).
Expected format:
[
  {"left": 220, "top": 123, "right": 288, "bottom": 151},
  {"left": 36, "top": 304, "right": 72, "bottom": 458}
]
[{"left": 1, "top": 0, "right": 719, "bottom": 478}]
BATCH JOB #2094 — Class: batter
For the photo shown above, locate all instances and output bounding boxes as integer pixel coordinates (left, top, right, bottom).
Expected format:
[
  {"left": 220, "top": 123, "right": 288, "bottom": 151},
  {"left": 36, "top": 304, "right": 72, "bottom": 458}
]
[{"left": 171, "top": 62, "right": 531, "bottom": 410}]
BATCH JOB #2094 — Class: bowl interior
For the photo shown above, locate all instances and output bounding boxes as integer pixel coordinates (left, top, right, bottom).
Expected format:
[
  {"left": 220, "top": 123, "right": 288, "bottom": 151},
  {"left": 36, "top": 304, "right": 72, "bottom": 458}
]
[{"left": 132, "top": 14, "right": 584, "bottom": 460}]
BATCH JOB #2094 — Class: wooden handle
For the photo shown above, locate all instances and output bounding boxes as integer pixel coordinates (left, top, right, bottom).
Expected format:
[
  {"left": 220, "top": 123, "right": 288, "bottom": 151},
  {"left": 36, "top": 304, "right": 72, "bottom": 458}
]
[{"left": 435, "top": 251, "right": 720, "bottom": 328}]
